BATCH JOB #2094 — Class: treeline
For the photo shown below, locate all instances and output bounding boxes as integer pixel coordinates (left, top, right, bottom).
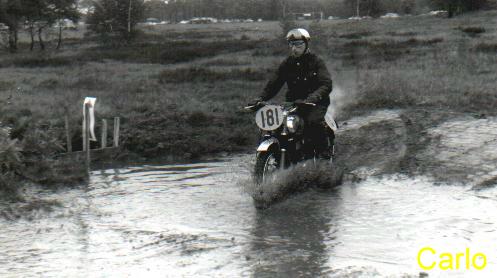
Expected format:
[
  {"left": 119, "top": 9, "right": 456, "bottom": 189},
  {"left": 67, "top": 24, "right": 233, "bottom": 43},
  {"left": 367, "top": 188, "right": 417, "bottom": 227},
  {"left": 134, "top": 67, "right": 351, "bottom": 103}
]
[
  {"left": 0, "top": 0, "right": 79, "bottom": 52},
  {"left": 141, "top": 0, "right": 496, "bottom": 22},
  {"left": 1, "top": 0, "right": 495, "bottom": 50},
  {"left": 431, "top": 0, "right": 493, "bottom": 17}
]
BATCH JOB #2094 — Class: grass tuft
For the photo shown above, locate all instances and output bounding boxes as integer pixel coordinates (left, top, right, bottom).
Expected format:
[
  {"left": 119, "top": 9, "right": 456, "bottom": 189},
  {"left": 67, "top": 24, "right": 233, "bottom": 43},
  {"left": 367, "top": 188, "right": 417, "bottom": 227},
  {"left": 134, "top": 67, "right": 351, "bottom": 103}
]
[
  {"left": 1, "top": 56, "right": 75, "bottom": 68},
  {"left": 0, "top": 80, "right": 15, "bottom": 91},
  {"left": 186, "top": 111, "right": 212, "bottom": 126},
  {"left": 458, "top": 26, "right": 486, "bottom": 35},
  {"left": 81, "top": 39, "right": 261, "bottom": 64},
  {"left": 345, "top": 37, "right": 443, "bottom": 49},
  {"left": 474, "top": 42, "right": 497, "bottom": 52},
  {"left": 158, "top": 67, "right": 269, "bottom": 83},
  {"left": 338, "top": 31, "right": 372, "bottom": 39}
]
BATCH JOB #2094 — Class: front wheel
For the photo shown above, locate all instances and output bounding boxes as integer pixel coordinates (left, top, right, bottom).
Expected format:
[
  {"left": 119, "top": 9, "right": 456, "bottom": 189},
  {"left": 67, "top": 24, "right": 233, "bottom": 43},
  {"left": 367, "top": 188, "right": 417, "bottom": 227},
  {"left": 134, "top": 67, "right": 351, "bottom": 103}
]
[{"left": 254, "top": 150, "right": 280, "bottom": 184}]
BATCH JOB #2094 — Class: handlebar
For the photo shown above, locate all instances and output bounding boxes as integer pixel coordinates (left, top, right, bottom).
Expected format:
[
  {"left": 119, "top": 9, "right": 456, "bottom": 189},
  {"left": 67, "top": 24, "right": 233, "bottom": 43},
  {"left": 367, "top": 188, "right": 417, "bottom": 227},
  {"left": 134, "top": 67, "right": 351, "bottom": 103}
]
[
  {"left": 243, "top": 104, "right": 260, "bottom": 111},
  {"left": 244, "top": 101, "right": 315, "bottom": 112},
  {"left": 243, "top": 105, "right": 261, "bottom": 112}
]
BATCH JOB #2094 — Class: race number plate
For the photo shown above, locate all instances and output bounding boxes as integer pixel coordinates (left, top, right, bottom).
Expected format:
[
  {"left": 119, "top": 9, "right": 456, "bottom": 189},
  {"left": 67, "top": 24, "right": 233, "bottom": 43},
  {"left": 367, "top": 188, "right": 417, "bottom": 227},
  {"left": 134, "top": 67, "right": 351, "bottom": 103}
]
[{"left": 255, "top": 105, "right": 284, "bottom": 131}]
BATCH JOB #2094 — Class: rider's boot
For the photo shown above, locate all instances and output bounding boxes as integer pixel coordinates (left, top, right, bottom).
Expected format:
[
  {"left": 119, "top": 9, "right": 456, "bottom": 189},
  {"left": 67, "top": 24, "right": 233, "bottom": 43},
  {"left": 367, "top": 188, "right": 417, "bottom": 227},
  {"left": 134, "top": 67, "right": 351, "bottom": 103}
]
[{"left": 318, "top": 130, "right": 335, "bottom": 163}]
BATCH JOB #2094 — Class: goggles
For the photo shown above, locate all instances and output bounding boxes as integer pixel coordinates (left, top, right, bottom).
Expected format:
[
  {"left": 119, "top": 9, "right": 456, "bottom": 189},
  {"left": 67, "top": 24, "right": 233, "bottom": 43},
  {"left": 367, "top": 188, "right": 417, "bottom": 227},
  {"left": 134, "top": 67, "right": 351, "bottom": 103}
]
[{"left": 288, "top": 40, "right": 306, "bottom": 47}]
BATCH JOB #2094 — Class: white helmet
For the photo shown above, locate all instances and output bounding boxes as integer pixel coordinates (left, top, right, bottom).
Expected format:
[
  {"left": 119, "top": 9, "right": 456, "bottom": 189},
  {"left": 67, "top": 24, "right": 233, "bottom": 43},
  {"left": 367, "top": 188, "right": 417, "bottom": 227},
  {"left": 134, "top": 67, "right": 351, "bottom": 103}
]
[{"left": 286, "top": 28, "right": 311, "bottom": 42}]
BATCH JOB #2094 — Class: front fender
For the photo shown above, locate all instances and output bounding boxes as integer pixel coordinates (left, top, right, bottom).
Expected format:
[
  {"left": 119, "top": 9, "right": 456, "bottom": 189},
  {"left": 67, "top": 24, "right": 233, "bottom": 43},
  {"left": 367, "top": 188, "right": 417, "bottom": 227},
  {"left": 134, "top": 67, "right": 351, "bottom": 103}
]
[{"left": 257, "top": 137, "right": 280, "bottom": 152}]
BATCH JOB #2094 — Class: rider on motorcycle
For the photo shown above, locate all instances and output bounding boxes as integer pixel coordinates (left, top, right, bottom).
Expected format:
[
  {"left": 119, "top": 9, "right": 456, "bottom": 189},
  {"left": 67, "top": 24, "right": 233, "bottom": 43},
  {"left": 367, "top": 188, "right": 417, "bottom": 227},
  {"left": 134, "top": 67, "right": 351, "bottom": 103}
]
[{"left": 248, "top": 28, "right": 334, "bottom": 159}]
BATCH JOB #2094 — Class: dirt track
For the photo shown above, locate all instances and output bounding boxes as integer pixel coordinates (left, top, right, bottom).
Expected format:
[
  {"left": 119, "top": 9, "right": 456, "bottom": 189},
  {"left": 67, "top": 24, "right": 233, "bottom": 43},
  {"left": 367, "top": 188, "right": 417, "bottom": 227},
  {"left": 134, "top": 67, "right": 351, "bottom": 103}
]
[{"left": 336, "top": 108, "right": 497, "bottom": 189}]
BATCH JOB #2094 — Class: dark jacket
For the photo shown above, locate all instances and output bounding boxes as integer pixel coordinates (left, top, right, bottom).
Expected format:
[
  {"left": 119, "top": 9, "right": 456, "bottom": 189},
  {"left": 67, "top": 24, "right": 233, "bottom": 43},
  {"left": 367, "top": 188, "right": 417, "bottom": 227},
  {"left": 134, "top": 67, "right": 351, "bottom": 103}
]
[{"left": 260, "top": 52, "right": 332, "bottom": 107}]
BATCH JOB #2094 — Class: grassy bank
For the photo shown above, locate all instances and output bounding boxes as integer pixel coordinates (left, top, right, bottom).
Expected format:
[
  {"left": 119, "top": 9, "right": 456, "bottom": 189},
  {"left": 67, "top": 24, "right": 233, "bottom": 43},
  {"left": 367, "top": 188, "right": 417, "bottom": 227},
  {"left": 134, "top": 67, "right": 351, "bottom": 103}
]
[{"left": 1, "top": 10, "right": 497, "bottom": 190}]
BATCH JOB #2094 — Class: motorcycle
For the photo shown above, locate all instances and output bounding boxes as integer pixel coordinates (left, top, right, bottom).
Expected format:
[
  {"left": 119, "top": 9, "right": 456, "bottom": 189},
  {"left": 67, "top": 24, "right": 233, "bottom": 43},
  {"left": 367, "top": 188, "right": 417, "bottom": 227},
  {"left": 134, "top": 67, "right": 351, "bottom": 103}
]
[{"left": 244, "top": 101, "right": 337, "bottom": 184}]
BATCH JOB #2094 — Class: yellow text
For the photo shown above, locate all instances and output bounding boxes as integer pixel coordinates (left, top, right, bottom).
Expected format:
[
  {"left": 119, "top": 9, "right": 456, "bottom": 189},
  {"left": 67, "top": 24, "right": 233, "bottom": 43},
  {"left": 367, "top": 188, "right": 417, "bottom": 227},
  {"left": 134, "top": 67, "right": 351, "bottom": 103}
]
[{"left": 417, "top": 247, "right": 487, "bottom": 270}]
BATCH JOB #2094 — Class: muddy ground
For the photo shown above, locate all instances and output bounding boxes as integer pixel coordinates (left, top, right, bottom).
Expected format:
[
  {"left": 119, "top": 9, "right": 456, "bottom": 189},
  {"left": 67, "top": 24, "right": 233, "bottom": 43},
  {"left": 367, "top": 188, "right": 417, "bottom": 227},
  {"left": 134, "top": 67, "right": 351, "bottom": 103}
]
[{"left": 336, "top": 108, "right": 497, "bottom": 190}]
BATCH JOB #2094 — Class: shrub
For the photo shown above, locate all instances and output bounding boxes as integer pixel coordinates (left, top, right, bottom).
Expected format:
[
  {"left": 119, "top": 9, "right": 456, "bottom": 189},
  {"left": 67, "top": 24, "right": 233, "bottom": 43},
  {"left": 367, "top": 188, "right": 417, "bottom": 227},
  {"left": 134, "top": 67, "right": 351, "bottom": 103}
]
[
  {"left": 9, "top": 56, "right": 75, "bottom": 68},
  {"left": 159, "top": 40, "right": 258, "bottom": 64},
  {"left": 0, "top": 80, "right": 14, "bottom": 91},
  {"left": 186, "top": 111, "right": 212, "bottom": 126},
  {"left": 38, "top": 79, "right": 59, "bottom": 89},
  {"left": 0, "top": 130, "right": 23, "bottom": 174},
  {"left": 344, "top": 37, "right": 443, "bottom": 50},
  {"left": 339, "top": 31, "right": 372, "bottom": 39},
  {"left": 458, "top": 26, "right": 486, "bottom": 36},
  {"left": 0, "top": 109, "right": 81, "bottom": 190},
  {"left": 251, "top": 39, "right": 287, "bottom": 57},
  {"left": 386, "top": 31, "right": 418, "bottom": 37},
  {"left": 474, "top": 42, "right": 497, "bottom": 52},
  {"left": 69, "top": 76, "right": 112, "bottom": 91},
  {"left": 80, "top": 39, "right": 260, "bottom": 64},
  {"left": 0, "top": 128, "right": 23, "bottom": 195},
  {"left": 202, "top": 58, "right": 249, "bottom": 66},
  {"left": 405, "top": 37, "right": 444, "bottom": 46}
]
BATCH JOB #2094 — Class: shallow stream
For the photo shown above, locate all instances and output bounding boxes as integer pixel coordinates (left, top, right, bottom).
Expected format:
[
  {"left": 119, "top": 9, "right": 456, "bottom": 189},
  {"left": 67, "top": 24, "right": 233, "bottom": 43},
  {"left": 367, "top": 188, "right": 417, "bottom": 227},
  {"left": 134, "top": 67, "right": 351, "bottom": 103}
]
[
  {"left": 1, "top": 154, "right": 496, "bottom": 277},
  {"left": 2, "top": 110, "right": 497, "bottom": 277}
]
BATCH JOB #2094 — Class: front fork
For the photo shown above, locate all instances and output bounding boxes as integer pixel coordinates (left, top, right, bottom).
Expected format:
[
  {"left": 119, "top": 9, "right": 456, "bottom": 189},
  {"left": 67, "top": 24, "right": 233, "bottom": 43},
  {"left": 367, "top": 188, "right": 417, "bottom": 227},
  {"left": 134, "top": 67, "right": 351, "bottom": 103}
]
[
  {"left": 280, "top": 148, "right": 286, "bottom": 169},
  {"left": 256, "top": 136, "right": 285, "bottom": 168},
  {"left": 257, "top": 134, "right": 294, "bottom": 170}
]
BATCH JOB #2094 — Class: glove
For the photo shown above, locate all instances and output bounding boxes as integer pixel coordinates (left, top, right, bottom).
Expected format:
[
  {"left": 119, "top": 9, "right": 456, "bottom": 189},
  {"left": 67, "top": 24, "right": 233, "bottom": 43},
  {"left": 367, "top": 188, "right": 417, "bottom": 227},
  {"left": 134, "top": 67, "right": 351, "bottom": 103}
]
[
  {"left": 295, "top": 99, "right": 317, "bottom": 106},
  {"left": 293, "top": 99, "right": 306, "bottom": 106},
  {"left": 304, "top": 95, "right": 320, "bottom": 105}
]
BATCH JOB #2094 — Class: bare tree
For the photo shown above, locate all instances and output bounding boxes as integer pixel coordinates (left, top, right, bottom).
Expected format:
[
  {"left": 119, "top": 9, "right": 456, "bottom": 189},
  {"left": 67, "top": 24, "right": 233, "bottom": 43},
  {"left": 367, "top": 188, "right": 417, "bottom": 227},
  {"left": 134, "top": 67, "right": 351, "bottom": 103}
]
[
  {"left": 21, "top": 0, "right": 78, "bottom": 51},
  {"left": 0, "top": 0, "right": 22, "bottom": 52}
]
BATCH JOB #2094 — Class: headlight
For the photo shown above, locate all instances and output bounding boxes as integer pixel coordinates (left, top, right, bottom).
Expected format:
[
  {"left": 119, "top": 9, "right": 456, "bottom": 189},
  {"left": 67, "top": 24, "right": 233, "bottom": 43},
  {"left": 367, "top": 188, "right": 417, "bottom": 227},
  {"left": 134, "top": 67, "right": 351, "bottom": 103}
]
[{"left": 286, "top": 115, "right": 302, "bottom": 133}]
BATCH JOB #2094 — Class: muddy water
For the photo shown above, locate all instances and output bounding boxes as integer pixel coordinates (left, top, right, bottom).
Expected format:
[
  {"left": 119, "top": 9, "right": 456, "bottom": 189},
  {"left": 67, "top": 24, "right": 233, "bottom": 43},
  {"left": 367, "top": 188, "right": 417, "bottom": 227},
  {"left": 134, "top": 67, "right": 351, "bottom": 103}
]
[{"left": 2, "top": 112, "right": 497, "bottom": 277}]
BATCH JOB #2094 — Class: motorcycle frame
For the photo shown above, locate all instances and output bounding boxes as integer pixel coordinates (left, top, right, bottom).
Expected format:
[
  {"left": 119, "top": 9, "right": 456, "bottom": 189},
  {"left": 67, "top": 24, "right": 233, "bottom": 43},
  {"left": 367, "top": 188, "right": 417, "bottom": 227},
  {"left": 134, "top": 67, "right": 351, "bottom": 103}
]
[{"left": 256, "top": 110, "right": 306, "bottom": 169}]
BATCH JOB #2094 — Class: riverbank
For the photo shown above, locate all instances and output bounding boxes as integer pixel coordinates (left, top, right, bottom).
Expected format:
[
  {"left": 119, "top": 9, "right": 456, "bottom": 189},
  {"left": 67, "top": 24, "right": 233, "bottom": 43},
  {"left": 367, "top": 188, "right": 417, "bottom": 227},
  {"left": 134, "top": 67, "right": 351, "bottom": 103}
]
[{"left": 1, "top": 10, "right": 496, "bottom": 192}]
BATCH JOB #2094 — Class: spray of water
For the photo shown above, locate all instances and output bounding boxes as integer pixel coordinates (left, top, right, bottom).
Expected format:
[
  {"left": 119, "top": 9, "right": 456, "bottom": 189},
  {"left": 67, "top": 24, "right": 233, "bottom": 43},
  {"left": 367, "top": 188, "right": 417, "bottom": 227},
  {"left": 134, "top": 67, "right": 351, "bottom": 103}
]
[
  {"left": 240, "top": 161, "right": 343, "bottom": 209},
  {"left": 329, "top": 84, "right": 360, "bottom": 119}
]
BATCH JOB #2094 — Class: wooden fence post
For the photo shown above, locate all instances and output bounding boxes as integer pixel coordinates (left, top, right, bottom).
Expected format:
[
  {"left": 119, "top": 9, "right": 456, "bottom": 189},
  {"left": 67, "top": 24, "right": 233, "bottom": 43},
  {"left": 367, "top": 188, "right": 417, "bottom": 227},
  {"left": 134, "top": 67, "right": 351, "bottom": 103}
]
[
  {"left": 82, "top": 112, "right": 87, "bottom": 151},
  {"left": 65, "top": 114, "right": 72, "bottom": 153},
  {"left": 113, "top": 117, "right": 120, "bottom": 147},
  {"left": 101, "top": 119, "right": 107, "bottom": 149}
]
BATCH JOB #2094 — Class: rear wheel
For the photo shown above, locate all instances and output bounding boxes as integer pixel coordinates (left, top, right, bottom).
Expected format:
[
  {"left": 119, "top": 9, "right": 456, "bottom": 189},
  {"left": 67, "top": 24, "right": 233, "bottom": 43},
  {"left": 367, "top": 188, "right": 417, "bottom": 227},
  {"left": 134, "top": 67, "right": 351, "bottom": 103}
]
[{"left": 254, "top": 150, "right": 280, "bottom": 184}]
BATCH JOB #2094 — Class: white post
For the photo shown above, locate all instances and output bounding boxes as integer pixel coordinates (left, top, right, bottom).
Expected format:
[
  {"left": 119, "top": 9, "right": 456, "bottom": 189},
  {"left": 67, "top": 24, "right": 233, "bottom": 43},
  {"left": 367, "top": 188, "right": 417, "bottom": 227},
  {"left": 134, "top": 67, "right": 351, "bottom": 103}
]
[{"left": 85, "top": 104, "right": 91, "bottom": 173}]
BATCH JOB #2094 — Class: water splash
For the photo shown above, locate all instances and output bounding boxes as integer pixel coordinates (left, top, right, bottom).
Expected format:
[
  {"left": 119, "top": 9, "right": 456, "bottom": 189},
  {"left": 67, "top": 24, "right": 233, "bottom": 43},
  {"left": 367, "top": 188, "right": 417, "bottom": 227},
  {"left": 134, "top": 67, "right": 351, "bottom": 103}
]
[{"left": 241, "top": 161, "right": 343, "bottom": 209}]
